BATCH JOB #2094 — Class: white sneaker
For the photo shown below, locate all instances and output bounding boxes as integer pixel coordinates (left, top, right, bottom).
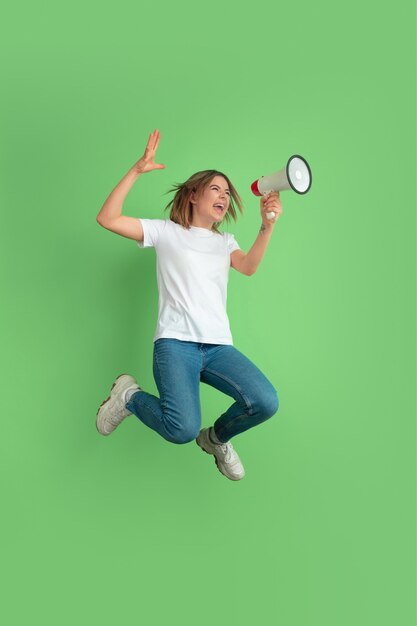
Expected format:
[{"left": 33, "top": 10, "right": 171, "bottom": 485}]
[
  {"left": 96, "top": 373, "right": 141, "bottom": 436},
  {"left": 196, "top": 427, "right": 245, "bottom": 481}
]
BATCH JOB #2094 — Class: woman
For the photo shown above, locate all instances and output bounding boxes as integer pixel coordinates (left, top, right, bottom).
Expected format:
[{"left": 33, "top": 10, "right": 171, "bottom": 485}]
[{"left": 96, "top": 129, "right": 282, "bottom": 481}]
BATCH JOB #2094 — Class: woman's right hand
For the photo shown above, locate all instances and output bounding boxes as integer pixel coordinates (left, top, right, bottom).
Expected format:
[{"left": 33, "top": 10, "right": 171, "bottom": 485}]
[{"left": 132, "top": 129, "right": 165, "bottom": 174}]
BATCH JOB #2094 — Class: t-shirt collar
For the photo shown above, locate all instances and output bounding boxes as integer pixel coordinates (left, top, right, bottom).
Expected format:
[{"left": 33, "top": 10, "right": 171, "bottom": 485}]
[{"left": 189, "top": 225, "right": 216, "bottom": 237}]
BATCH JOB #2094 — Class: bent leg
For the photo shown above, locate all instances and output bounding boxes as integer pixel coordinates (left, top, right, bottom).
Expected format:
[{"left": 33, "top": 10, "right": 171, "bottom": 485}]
[
  {"left": 201, "top": 344, "right": 279, "bottom": 442},
  {"left": 126, "top": 339, "right": 202, "bottom": 444}
]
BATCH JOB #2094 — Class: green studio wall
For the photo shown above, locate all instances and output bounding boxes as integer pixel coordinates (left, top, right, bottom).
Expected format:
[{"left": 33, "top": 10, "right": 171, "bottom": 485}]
[{"left": 0, "top": 1, "right": 415, "bottom": 625}]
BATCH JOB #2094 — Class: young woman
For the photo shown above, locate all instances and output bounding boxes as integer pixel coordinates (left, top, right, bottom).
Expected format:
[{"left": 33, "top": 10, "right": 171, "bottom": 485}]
[{"left": 96, "top": 129, "right": 282, "bottom": 481}]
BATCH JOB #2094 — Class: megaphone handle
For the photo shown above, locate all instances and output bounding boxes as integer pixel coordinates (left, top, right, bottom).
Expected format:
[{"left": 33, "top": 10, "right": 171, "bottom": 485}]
[{"left": 263, "top": 189, "right": 276, "bottom": 220}]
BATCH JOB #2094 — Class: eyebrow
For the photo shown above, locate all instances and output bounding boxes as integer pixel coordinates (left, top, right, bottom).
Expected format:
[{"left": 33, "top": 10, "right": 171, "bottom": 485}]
[{"left": 210, "top": 184, "right": 230, "bottom": 192}]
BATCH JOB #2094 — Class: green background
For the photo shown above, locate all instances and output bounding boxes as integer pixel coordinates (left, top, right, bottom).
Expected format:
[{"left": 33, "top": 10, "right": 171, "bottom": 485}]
[{"left": 1, "top": 1, "right": 415, "bottom": 624}]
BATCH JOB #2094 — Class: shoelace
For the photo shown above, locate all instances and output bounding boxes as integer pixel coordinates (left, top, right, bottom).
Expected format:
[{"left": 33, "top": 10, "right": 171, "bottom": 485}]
[
  {"left": 218, "top": 441, "right": 236, "bottom": 464},
  {"left": 108, "top": 397, "right": 126, "bottom": 425}
]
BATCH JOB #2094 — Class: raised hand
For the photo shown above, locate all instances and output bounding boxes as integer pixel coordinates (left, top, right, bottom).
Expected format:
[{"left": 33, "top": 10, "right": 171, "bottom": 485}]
[{"left": 133, "top": 129, "right": 166, "bottom": 174}]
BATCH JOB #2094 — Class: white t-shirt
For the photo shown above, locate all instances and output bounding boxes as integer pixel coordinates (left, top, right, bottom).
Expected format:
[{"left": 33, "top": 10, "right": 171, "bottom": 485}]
[{"left": 136, "top": 218, "right": 241, "bottom": 345}]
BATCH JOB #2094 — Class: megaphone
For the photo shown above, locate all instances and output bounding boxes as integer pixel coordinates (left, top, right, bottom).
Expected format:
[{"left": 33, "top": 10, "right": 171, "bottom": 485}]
[{"left": 251, "top": 155, "right": 312, "bottom": 220}]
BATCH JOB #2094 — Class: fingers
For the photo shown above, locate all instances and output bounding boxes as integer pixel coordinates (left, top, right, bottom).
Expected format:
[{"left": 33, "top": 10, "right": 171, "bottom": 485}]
[
  {"left": 264, "top": 197, "right": 281, "bottom": 210},
  {"left": 263, "top": 191, "right": 280, "bottom": 200},
  {"left": 151, "top": 128, "right": 161, "bottom": 152},
  {"left": 263, "top": 191, "right": 282, "bottom": 223},
  {"left": 262, "top": 191, "right": 280, "bottom": 204},
  {"left": 146, "top": 129, "right": 161, "bottom": 152},
  {"left": 151, "top": 129, "right": 160, "bottom": 151}
]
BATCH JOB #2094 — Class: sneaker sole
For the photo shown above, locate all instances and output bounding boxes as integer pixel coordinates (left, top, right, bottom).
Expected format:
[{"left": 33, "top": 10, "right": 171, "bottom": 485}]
[
  {"left": 96, "top": 373, "right": 129, "bottom": 435},
  {"left": 195, "top": 438, "right": 244, "bottom": 481}
]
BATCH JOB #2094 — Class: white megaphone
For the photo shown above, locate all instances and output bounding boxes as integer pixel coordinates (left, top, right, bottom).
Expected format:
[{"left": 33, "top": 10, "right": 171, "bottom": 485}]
[{"left": 251, "top": 155, "right": 312, "bottom": 220}]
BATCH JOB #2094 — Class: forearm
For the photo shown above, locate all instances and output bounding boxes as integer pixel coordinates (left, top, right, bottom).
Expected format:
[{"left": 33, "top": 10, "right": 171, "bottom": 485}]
[
  {"left": 96, "top": 167, "right": 141, "bottom": 224},
  {"left": 244, "top": 223, "right": 275, "bottom": 275}
]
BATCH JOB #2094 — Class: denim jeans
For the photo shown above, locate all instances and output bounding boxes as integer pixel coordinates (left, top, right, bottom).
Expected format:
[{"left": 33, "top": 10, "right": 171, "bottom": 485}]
[{"left": 125, "top": 338, "right": 279, "bottom": 445}]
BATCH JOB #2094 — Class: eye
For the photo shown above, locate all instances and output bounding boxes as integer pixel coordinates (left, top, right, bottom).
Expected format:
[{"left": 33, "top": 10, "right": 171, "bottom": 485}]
[{"left": 212, "top": 186, "right": 230, "bottom": 195}]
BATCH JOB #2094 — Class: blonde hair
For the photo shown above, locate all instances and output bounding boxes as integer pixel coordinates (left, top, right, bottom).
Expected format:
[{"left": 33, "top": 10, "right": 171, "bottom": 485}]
[{"left": 163, "top": 170, "right": 244, "bottom": 235}]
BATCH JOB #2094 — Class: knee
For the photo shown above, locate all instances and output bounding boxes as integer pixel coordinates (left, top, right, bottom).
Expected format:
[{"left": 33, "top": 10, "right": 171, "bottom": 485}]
[
  {"left": 257, "top": 388, "right": 279, "bottom": 418},
  {"left": 167, "top": 424, "right": 200, "bottom": 445}
]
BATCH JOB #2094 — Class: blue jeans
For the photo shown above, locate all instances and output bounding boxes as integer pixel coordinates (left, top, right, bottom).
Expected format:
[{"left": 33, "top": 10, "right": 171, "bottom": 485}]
[{"left": 125, "top": 338, "right": 279, "bottom": 445}]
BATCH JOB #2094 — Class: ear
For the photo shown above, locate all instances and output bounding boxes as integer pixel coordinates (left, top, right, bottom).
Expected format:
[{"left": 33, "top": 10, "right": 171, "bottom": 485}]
[{"left": 190, "top": 189, "right": 197, "bottom": 205}]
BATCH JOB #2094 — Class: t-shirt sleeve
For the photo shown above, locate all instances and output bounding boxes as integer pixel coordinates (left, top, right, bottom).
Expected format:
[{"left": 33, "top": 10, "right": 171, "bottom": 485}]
[
  {"left": 225, "top": 232, "right": 241, "bottom": 254},
  {"left": 136, "top": 218, "right": 167, "bottom": 249}
]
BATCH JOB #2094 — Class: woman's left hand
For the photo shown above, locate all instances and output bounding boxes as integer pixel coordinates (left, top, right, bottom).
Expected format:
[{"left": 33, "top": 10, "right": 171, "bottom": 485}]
[{"left": 260, "top": 191, "right": 282, "bottom": 227}]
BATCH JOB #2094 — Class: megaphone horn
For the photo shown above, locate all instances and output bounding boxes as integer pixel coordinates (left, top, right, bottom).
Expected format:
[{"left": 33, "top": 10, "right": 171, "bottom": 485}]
[{"left": 251, "top": 154, "right": 312, "bottom": 198}]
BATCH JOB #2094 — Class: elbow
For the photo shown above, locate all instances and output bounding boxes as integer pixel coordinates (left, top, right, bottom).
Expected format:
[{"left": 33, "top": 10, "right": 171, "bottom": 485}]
[{"left": 243, "top": 262, "right": 255, "bottom": 276}]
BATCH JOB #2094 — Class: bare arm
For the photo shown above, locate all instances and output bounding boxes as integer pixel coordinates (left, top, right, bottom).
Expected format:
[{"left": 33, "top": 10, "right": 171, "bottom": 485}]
[
  {"left": 96, "top": 167, "right": 144, "bottom": 240},
  {"left": 242, "top": 223, "right": 275, "bottom": 275},
  {"left": 96, "top": 129, "right": 165, "bottom": 241},
  {"left": 96, "top": 167, "right": 141, "bottom": 225},
  {"left": 242, "top": 192, "right": 283, "bottom": 275},
  {"left": 98, "top": 214, "right": 145, "bottom": 241}
]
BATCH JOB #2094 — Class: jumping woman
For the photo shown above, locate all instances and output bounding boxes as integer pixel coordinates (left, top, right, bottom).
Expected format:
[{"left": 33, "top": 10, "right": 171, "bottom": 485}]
[{"left": 96, "top": 129, "right": 282, "bottom": 481}]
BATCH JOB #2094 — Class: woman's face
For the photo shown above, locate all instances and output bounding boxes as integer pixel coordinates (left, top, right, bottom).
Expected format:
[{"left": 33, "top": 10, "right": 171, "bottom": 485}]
[{"left": 190, "top": 176, "right": 230, "bottom": 225}]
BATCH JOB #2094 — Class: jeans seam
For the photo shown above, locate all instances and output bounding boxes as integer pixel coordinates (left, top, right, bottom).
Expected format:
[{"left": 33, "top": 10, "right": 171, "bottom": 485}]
[
  {"left": 203, "top": 367, "right": 254, "bottom": 415},
  {"left": 127, "top": 394, "right": 162, "bottom": 425},
  {"left": 154, "top": 348, "right": 169, "bottom": 411}
]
